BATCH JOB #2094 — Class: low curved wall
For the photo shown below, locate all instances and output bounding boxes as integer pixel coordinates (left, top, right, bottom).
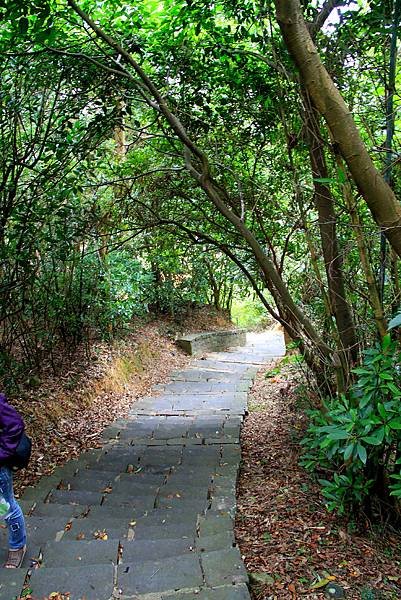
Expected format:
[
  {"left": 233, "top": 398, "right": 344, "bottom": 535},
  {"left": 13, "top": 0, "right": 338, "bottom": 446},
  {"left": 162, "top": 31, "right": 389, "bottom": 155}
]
[{"left": 176, "top": 329, "right": 247, "bottom": 356}]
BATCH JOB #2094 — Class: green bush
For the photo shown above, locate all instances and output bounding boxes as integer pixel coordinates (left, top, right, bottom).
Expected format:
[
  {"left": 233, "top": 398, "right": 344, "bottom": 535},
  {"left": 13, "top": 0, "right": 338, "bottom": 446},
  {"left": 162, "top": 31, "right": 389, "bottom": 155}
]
[{"left": 301, "top": 334, "right": 401, "bottom": 519}]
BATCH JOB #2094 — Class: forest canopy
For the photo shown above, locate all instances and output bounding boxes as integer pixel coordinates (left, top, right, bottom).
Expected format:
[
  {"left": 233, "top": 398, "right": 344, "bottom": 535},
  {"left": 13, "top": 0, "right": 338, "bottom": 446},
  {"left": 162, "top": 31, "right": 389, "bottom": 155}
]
[{"left": 2, "top": 0, "right": 401, "bottom": 521}]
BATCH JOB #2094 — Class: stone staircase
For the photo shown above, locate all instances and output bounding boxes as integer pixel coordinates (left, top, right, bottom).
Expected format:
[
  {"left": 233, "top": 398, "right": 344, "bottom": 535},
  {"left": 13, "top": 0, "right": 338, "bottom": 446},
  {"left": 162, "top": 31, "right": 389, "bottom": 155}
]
[{"left": 0, "top": 331, "right": 285, "bottom": 600}]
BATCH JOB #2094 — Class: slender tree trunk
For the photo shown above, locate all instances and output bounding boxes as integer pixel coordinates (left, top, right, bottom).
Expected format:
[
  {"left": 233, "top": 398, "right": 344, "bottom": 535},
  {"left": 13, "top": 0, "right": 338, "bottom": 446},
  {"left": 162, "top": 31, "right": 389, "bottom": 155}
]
[
  {"left": 274, "top": 0, "right": 401, "bottom": 258},
  {"left": 333, "top": 154, "right": 387, "bottom": 338},
  {"left": 380, "top": 0, "right": 401, "bottom": 303},
  {"left": 304, "top": 97, "right": 358, "bottom": 366}
]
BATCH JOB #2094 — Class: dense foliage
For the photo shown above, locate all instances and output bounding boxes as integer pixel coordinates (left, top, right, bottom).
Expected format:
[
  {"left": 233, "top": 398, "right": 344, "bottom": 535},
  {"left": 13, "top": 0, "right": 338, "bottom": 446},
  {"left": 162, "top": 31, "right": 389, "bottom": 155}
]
[{"left": 2, "top": 0, "right": 401, "bottom": 522}]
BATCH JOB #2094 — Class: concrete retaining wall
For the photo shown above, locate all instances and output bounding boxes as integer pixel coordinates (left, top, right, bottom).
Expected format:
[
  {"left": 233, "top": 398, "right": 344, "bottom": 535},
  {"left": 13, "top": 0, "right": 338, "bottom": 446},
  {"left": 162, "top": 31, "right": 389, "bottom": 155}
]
[{"left": 176, "top": 329, "right": 247, "bottom": 356}]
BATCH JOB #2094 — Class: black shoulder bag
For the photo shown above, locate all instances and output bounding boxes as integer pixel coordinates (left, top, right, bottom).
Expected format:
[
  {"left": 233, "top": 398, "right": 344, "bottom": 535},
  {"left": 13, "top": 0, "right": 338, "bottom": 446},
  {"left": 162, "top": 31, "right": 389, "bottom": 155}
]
[{"left": 7, "top": 432, "right": 32, "bottom": 471}]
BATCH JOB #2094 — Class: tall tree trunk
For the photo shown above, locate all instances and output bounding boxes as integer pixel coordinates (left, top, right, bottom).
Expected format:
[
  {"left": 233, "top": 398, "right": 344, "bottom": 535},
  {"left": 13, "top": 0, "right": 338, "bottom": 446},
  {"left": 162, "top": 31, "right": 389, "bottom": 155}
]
[
  {"left": 380, "top": 0, "right": 401, "bottom": 302},
  {"left": 274, "top": 0, "right": 401, "bottom": 258},
  {"left": 334, "top": 154, "right": 387, "bottom": 338},
  {"left": 304, "top": 96, "right": 358, "bottom": 366}
]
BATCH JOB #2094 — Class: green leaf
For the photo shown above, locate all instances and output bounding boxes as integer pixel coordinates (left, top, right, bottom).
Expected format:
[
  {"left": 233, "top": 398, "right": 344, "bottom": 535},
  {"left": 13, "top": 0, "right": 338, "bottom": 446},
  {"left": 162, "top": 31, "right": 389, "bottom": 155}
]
[
  {"left": 343, "top": 443, "right": 355, "bottom": 460},
  {"left": 386, "top": 382, "right": 401, "bottom": 396},
  {"left": 378, "top": 403, "right": 387, "bottom": 420},
  {"left": 18, "top": 16, "right": 29, "bottom": 34},
  {"left": 388, "top": 312, "right": 401, "bottom": 330},
  {"left": 337, "top": 167, "right": 346, "bottom": 184},
  {"left": 313, "top": 177, "right": 335, "bottom": 184},
  {"left": 361, "top": 434, "right": 383, "bottom": 445},
  {"left": 357, "top": 443, "right": 367, "bottom": 464},
  {"left": 388, "top": 418, "right": 401, "bottom": 430},
  {"left": 328, "top": 430, "right": 350, "bottom": 440},
  {"left": 352, "top": 368, "right": 372, "bottom": 375}
]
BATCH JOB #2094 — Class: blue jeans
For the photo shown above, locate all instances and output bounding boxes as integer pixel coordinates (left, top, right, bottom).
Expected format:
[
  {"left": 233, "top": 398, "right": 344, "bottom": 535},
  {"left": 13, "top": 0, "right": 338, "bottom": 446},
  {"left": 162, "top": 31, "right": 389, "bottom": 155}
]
[{"left": 0, "top": 466, "right": 26, "bottom": 550}]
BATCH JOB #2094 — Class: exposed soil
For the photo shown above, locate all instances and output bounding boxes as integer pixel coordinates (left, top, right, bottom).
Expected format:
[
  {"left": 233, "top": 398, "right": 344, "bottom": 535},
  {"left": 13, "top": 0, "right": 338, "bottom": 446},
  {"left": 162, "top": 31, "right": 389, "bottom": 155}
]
[
  {"left": 11, "top": 306, "right": 232, "bottom": 495},
  {"left": 236, "top": 360, "right": 401, "bottom": 600}
]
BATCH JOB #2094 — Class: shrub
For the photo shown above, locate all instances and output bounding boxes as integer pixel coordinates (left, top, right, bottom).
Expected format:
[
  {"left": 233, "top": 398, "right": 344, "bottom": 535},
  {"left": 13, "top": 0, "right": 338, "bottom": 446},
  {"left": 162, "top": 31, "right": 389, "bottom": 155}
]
[{"left": 301, "top": 334, "right": 401, "bottom": 521}]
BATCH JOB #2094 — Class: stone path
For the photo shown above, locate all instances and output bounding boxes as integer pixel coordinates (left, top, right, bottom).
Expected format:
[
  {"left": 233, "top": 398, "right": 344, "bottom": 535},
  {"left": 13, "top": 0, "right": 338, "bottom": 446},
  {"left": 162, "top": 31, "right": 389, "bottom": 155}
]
[{"left": 1, "top": 331, "right": 285, "bottom": 600}]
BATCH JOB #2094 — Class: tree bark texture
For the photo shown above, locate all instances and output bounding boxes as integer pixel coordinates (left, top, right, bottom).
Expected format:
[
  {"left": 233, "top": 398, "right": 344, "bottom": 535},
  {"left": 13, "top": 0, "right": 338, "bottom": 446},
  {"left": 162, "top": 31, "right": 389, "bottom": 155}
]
[
  {"left": 304, "top": 98, "right": 358, "bottom": 364},
  {"left": 274, "top": 0, "right": 401, "bottom": 258}
]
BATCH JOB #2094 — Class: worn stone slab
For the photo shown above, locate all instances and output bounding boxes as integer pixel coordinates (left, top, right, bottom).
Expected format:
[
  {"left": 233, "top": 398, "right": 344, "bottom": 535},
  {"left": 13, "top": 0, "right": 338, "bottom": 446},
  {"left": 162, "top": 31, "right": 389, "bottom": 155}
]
[
  {"left": 201, "top": 548, "right": 248, "bottom": 587},
  {"left": 154, "top": 423, "right": 190, "bottom": 439},
  {"left": 118, "top": 472, "right": 167, "bottom": 486},
  {"left": 0, "top": 569, "right": 27, "bottom": 599},
  {"left": 121, "top": 538, "right": 195, "bottom": 562},
  {"left": 166, "top": 474, "right": 213, "bottom": 488},
  {"left": 117, "top": 554, "right": 203, "bottom": 594},
  {"left": 195, "top": 532, "right": 235, "bottom": 552},
  {"left": 60, "top": 475, "right": 115, "bottom": 492},
  {"left": 30, "top": 503, "right": 87, "bottom": 519},
  {"left": 21, "top": 479, "right": 59, "bottom": 502},
  {"left": 132, "top": 521, "right": 197, "bottom": 539},
  {"left": 63, "top": 516, "right": 133, "bottom": 541},
  {"left": 101, "top": 492, "right": 156, "bottom": 511},
  {"left": 41, "top": 539, "right": 119, "bottom": 567},
  {"left": 198, "top": 513, "right": 233, "bottom": 537},
  {"left": 17, "top": 499, "right": 36, "bottom": 515},
  {"left": 28, "top": 564, "right": 114, "bottom": 600},
  {"left": 85, "top": 505, "right": 140, "bottom": 520},
  {"left": 159, "top": 483, "right": 206, "bottom": 497},
  {"left": 163, "top": 583, "right": 251, "bottom": 600},
  {"left": 209, "top": 495, "right": 236, "bottom": 512},
  {"left": 94, "top": 456, "right": 143, "bottom": 471},
  {"left": 171, "top": 369, "right": 251, "bottom": 383},
  {"left": 190, "top": 360, "right": 253, "bottom": 372},
  {"left": 0, "top": 526, "right": 39, "bottom": 569},
  {"left": 135, "top": 507, "right": 200, "bottom": 527},
  {"left": 25, "top": 516, "right": 68, "bottom": 545},
  {"left": 157, "top": 382, "right": 249, "bottom": 395},
  {"left": 48, "top": 490, "right": 103, "bottom": 506},
  {"left": 108, "top": 480, "right": 161, "bottom": 495},
  {"left": 156, "top": 496, "right": 209, "bottom": 512}
]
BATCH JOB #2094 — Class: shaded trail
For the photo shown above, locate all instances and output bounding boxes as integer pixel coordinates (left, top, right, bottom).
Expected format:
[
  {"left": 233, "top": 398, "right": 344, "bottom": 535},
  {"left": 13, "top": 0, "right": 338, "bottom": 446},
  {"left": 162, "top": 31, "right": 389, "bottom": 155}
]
[{"left": 0, "top": 331, "right": 284, "bottom": 600}]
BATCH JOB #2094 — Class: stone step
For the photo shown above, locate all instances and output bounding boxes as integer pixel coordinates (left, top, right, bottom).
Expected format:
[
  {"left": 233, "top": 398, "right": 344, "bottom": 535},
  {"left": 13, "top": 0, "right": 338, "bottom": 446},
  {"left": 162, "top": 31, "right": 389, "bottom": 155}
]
[
  {"left": 28, "top": 564, "right": 114, "bottom": 600},
  {"left": 162, "top": 582, "right": 251, "bottom": 599},
  {"left": 101, "top": 492, "right": 156, "bottom": 511},
  {"left": 120, "top": 537, "right": 195, "bottom": 562},
  {"left": 200, "top": 547, "right": 248, "bottom": 587},
  {"left": 62, "top": 515, "right": 136, "bottom": 541},
  {"left": 0, "top": 525, "right": 40, "bottom": 570},
  {"left": 154, "top": 382, "right": 250, "bottom": 394},
  {"left": 132, "top": 521, "right": 197, "bottom": 539},
  {"left": 117, "top": 553, "right": 203, "bottom": 595},
  {"left": 170, "top": 369, "right": 253, "bottom": 383},
  {"left": 0, "top": 569, "right": 27, "bottom": 600},
  {"left": 48, "top": 489, "right": 103, "bottom": 506},
  {"left": 128, "top": 508, "right": 199, "bottom": 531},
  {"left": 41, "top": 539, "right": 119, "bottom": 567},
  {"left": 196, "top": 531, "right": 235, "bottom": 552},
  {"left": 190, "top": 359, "right": 255, "bottom": 372},
  {"left": 25, "top": 516, "right": 69, "bottom": 545},
  {"left": 59, "top": 475, "right": 117, "bottom": 492},
  {"left": 30, "top": 502, "right": 87, "bottom": 519}
]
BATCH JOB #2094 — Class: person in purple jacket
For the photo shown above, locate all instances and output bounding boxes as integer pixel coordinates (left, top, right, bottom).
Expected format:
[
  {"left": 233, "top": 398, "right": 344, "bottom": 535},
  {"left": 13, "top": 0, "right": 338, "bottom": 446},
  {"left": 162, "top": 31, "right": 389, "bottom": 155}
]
[{"left": 0, "top": 393, "right": 27, "bottom": 568}]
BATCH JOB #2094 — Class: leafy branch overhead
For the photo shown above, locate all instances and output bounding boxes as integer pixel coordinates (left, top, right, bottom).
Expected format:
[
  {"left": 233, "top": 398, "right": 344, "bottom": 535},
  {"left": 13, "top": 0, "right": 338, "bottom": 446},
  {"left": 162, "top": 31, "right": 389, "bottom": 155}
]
[{"left": 1, "top": 0, "right": 401, "bottom": 524}]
